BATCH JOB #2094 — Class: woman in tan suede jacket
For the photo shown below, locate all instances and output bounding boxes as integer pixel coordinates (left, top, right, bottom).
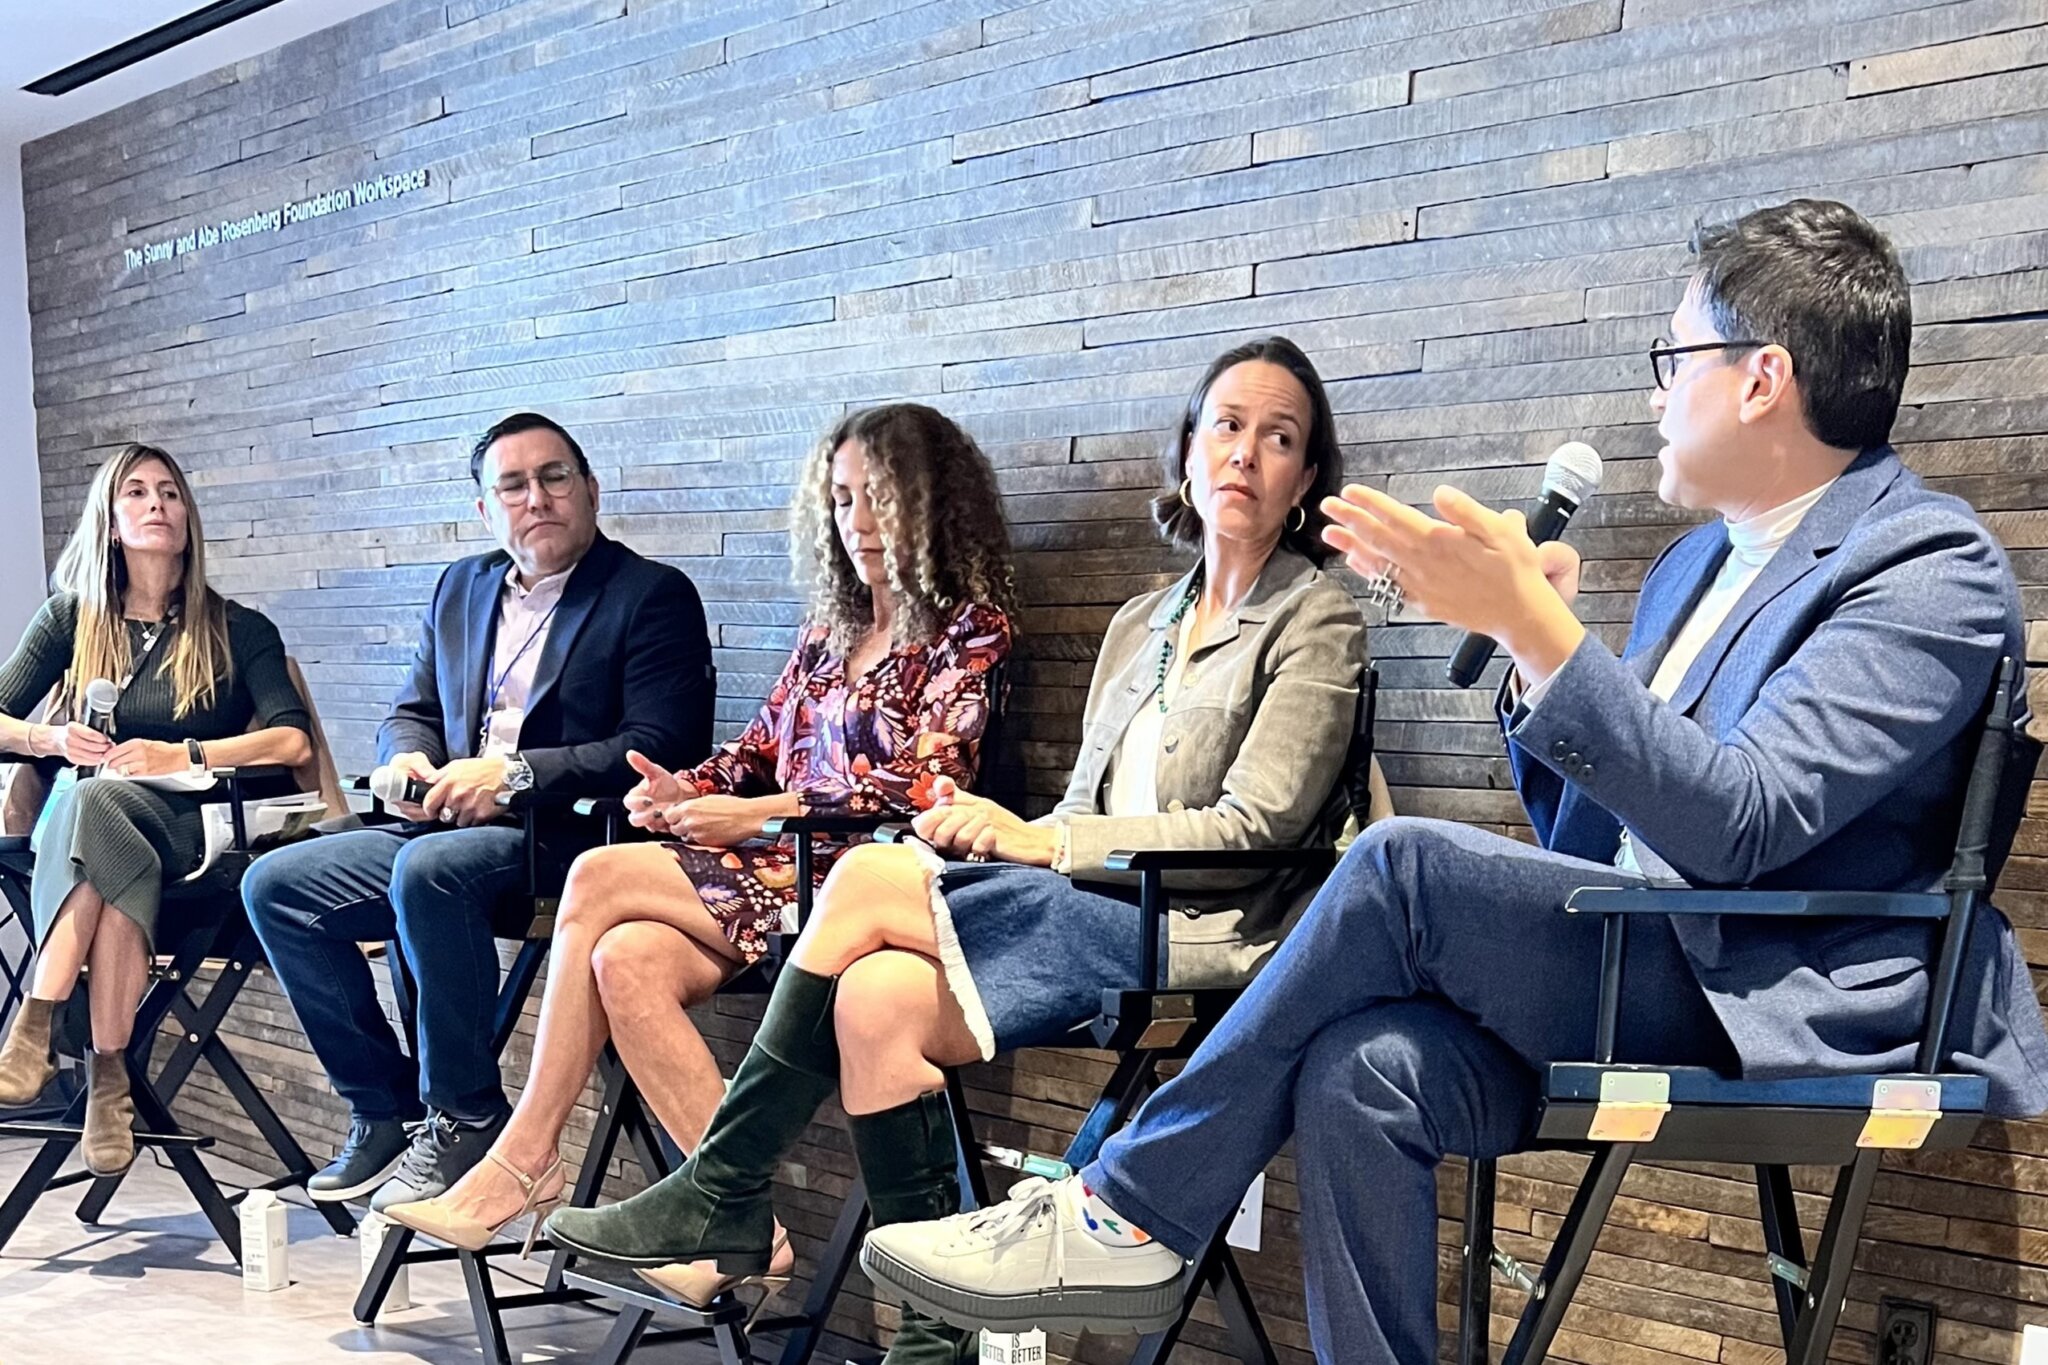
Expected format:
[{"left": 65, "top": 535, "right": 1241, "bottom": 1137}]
[{"left": 542, "top": 336, "right": 1386, "bottom": 1365}]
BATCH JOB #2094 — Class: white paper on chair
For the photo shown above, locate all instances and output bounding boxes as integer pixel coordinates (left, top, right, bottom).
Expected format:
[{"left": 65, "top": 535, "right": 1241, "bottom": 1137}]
[
  {"left": 188, "top": 791, "right": 329, "bottom": 881},
  {"left": 101, "top": 769, "right": 220, "bottom": 794}
]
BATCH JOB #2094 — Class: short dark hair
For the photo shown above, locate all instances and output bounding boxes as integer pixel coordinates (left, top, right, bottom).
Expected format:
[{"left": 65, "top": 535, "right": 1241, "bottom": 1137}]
[
  {"left": 469, "top": 411, "right": 592, "bottom": 484},
  {"left": 1689, "top": 199, "right": 1911, "bottom": 451},
  {"left": 1153, "top": 336, "right": 1340, "bottom": 565}
]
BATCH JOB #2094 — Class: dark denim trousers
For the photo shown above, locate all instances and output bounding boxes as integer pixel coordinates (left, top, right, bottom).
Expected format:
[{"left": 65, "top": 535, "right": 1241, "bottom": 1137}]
[
  {"left": 243, "top": 825, "right": 527, "bottom": 1124},
  {"left": 1085, "top": 817, "right": 1736, "bottom": 1365}
]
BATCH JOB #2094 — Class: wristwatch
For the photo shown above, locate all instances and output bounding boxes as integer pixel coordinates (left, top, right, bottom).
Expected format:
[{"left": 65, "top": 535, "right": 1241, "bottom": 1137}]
[
  {"left": 185, "top": 738, "right": 207, "bottom": 772},
  {"left": 503, "top": 752, "right": 535, "bottom": 793}
]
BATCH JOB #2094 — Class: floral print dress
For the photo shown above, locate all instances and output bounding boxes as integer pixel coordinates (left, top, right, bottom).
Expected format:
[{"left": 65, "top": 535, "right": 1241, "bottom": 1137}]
[{"left": 670, "top": 600, "right": 1011, "bottom": 962}]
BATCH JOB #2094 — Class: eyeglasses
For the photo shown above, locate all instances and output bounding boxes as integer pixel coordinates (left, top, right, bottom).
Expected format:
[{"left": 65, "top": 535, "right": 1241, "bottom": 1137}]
[
  {"left": 1649, "top": 338, "right": 1769, "bottom": 390},
  {"left": 489, "top": 462, "right": 580, "bottom": 504}
]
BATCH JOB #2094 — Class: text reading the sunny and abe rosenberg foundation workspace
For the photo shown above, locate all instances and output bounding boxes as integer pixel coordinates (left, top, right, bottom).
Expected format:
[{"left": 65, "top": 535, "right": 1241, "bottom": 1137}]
[{"left": 118, "top": 168, "right": 430, "bottom": 271}]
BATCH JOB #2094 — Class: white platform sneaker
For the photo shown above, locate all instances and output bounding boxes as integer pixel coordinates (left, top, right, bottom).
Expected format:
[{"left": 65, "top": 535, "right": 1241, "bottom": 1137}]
[{"left": 860, "top": 1174, "right": 1187, "bottom": 1335}]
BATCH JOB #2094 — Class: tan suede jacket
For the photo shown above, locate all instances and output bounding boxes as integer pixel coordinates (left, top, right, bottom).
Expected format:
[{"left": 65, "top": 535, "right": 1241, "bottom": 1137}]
[{"left": 1045, "top": 546, "right": 1385, "bottom": 986}]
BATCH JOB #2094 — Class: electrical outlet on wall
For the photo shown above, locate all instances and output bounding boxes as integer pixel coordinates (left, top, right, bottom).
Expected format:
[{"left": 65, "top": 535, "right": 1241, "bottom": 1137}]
[{"left": 1877, "top": 1297, "right": 1936, "bottom": 1365}]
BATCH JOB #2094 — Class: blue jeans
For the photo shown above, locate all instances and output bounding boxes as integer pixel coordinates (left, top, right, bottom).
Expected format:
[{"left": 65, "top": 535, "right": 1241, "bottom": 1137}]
[
  {"left": 1084, "top": 818, "right": 1737, "bottom": 1365},
  {"left": 243, "top": 825, "right": 527, "bottom": 1124}
]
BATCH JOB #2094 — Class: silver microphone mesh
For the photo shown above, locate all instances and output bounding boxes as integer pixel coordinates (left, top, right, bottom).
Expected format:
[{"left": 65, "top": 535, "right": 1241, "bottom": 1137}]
[
  {"left": 1540, "top": 441, "right": 1604, "bottom": 507},
  {"left": 83, "top": 678, "right": 120, "bottom": 714}
]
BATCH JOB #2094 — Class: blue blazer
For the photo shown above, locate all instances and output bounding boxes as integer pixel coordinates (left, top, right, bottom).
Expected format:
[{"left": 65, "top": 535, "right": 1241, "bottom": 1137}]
[
  {"left": 1506, "top": 447, "right": 2048, "bottom": 1117},
  {"left": 379, "top": 532, "right": 715, "bottom": 806}
]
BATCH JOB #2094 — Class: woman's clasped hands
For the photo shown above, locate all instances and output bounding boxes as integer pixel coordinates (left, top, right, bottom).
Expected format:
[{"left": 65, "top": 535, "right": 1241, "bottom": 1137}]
[{"left": 909, "top": 776, "right": 1057, "bottom": 867}]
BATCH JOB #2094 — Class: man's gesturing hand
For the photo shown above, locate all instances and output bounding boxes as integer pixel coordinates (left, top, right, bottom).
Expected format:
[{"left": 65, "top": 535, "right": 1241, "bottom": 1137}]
[{"left": 1322, "top": 483, "right": 1587, "bottom": 685}]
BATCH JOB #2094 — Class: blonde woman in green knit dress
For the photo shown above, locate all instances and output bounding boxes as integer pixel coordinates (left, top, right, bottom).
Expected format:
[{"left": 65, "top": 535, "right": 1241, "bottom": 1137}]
[{"left": 0, "top": 444, "right": 314, "bottom": 1176}]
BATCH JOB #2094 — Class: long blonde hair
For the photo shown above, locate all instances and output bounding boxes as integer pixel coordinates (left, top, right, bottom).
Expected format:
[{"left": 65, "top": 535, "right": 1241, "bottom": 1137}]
[
  {"left": 51, "top": 444, "right": 233, "bottom": 720},
  {"left": 793, "top": 404, "right": 1016, "bottom": 657}
]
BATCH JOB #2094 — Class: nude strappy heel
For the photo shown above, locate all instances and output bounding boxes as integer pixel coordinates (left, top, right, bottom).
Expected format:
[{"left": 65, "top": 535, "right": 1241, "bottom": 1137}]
[
  {"left": 635, "top": 1225, "right": 796, "bottom": 1313},
  {"left": 383, "top": 1151, "right": 566, "bottom": 1256}
]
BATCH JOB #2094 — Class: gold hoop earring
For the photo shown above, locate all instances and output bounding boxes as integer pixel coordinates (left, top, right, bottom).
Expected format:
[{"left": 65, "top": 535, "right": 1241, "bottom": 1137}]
[
  {"left": 1287, "top": 505, "right": 1306, "bottom": 534},
  {"left": 1177, "top": 477, "right": 1193, "bottom": 509}
]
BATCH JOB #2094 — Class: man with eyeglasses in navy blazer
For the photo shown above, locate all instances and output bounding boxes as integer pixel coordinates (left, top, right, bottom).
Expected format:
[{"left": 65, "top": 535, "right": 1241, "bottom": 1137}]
[
  {"left": 858, "top": 200, "right": 2048, "bottom": 1365},
  {"left": 246, "top": 411, "right": 714, "bottom": 1215}
]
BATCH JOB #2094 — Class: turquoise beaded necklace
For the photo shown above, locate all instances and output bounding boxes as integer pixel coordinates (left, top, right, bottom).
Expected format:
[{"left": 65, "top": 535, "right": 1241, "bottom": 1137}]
[{"left": 1155, "top": 574, "right": 1201, "bottom": 714}]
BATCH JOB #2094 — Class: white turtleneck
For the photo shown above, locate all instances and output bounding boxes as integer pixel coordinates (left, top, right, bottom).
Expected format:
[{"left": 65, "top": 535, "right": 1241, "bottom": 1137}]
[
  {"left": 1642, "top": 477, "right": 1837, "bottom": 703},
  {"left": 1518, "top": 477, "right": 1837, "bottom": 876}
]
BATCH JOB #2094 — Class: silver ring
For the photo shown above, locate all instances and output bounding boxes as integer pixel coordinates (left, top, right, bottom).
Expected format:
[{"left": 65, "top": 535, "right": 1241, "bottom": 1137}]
[
  {"left": 1362, "top": 565, "right": 1404, "bottom": 616},
  {"left": 963, "top": 851, "right": 989, "bottom": 863}
]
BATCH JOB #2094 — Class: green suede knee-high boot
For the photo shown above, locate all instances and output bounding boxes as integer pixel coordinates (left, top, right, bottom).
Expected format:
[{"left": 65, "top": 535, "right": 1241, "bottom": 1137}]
[
  {"left": 850, "top": 1091, "right": 979, "bottom": 1364},
  {"left": 545, "top": 965, "right": 840, "bottom": 1269}
]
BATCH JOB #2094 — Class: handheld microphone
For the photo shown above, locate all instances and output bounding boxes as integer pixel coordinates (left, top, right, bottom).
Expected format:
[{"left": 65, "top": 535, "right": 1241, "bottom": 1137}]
[
  {"left": 1445, "top": 441, "right": 1604, "bottom": 688},
  {"left": 79, "top": 678, "right": 120, "bottom": 776},
  {"left": 369, "top": 766, "right": 433, "bottom": 808}
]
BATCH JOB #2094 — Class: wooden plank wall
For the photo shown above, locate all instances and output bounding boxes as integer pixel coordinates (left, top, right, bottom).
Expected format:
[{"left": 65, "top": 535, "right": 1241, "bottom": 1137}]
[{"left": 17, "top": 0, "right": 2048, "bottom": 1361}]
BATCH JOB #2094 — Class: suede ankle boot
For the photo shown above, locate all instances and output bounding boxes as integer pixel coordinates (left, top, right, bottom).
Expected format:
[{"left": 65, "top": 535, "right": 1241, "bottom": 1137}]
[
  {"left": 0, "top": 998, "right": 58, "bottom": 1107},
  {"left": 83, "top": 1049, "right": 137, "bottom": 1177},
  {"left": 545, "top": 965, "right": 841, "bottom": 1268},
  {"left": 851, "top": 1092, "right": 979, "bottom": 1364}
]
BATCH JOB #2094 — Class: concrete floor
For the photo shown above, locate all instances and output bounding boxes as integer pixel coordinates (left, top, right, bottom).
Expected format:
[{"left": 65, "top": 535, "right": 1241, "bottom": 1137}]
[{"left": 0, "top": 1140, "right": 742, "bottom": 1364}]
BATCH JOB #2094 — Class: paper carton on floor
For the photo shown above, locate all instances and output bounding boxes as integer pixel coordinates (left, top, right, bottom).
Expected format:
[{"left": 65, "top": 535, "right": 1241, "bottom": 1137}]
[
  {"left": 359, "top": 1212, "right": 411, "bottom": 1313},
  {"left": 240, "top": 1189, "right": 289, "bottom": 1292}
]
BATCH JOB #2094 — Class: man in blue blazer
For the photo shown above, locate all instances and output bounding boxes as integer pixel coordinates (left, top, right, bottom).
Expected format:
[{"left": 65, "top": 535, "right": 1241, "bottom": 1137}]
[
  {"left": 246, "top": 412, "right": 714, "bottom": 1213},
  {"left": 857, "top": 201, "right": 2048, "bottom": 1363}
]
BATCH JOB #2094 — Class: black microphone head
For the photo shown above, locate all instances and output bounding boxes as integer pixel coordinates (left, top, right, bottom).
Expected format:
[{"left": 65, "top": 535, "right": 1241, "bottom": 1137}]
[{"left": 1540, "top": 442, "right": 1603, "bottom": 507}]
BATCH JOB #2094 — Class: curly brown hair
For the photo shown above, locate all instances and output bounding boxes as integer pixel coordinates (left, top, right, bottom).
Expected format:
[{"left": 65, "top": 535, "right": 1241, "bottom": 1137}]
[{"left": 793, "top": 404, "right": 1017, "bottom": 655}]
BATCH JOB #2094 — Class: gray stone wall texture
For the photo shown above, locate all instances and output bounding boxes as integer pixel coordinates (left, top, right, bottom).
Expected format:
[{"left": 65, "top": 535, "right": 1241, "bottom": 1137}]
[{"left": 17, "top": 0, "right": 2048, "bottom": 1360}]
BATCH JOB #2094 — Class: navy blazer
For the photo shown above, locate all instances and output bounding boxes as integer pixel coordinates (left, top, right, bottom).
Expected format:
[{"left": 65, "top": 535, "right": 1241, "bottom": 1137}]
[
  {"left": 379, "top": 532, "right": 715, "bottom": 804},
  {"left": 1505, "top": 447, "right": 2048, "bottom": 1117}
]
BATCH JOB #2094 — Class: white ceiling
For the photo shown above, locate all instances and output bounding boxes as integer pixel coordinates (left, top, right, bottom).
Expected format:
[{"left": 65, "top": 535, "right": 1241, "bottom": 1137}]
[{"left": 0, "top": 0, "right": 399, "bottom": 145}]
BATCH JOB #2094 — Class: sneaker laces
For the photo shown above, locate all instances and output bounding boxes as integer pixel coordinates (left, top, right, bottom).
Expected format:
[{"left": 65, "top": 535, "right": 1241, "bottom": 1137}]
[
  {"left": 393, "top": 1112, "right": 458, "bottom": 1187},
  {"left": 946, "top": 1176, "right": 1067, "bottom": 1285}
]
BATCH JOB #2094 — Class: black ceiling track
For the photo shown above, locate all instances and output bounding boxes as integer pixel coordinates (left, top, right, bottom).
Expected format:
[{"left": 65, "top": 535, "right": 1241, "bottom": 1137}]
[{"left": 23, "top": 0, "right": 292, "bottom": 96}]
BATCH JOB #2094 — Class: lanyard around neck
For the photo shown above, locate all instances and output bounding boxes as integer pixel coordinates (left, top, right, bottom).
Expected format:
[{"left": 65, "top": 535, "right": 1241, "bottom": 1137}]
[{"left": 482, "top": 591, "right": 564, "bottom": 738}]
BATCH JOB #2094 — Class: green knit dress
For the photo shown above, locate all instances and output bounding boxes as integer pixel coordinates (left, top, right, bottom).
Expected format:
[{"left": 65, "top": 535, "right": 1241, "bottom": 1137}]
[{"left": 0, "top": 593, "right": 311, "bottom": 951}]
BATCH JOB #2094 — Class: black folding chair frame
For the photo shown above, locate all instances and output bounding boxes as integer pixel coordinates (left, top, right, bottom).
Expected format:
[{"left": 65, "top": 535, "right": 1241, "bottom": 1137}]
[
  {"left": 1456, "top": 656, "right": 2035, "bottom": 1365},
  {"left": 0, "top": 769, "right": 357, "bottom": 1260}
]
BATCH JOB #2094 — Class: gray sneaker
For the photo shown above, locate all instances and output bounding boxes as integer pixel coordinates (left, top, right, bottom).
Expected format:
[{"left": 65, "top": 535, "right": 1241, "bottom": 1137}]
[
  {"left": 369, "top": 1109, "right": 509, "bottom": 1214},
  {"left": 308, "top": 1117, "right": 413, "bottom": 1204}
]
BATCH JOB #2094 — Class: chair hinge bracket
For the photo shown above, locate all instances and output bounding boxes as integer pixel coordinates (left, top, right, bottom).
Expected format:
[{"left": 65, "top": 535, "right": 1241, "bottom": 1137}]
[
  {"left": 1587, "top": 1070, "right": 1671, "bottom": 1142},
  {"left": 977, "top": 1142, "right": 1072, "bottom": 1182},
  {"left": 1767, "top": 1253, "right": 1810, "bottom": 1290},
  {"left": 1135, "top": 992, "right": 1195, "bottom": 1049},
  {"left": 1489, "top": 1250, "right": 1542, "bottom": 1298},
  {"left": 1857, "top": 1078, "right": 1941, "bottom": 1149}
]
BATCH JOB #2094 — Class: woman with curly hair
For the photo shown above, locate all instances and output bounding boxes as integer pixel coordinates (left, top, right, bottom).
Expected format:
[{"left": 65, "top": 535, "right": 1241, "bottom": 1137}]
[
  {"left": 385, "top": 404, "right": 1015, "bottom": 1290},
  {"left": 547, "top": 337, "right": 1378, "bottom": 1364}
]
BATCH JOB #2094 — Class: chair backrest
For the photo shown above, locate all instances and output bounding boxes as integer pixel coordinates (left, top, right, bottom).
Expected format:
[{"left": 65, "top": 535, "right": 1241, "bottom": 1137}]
[
  {"left": 1923, "top": 656, "right": 2038, "bottom": 1068},
  {"left": 283, "top": 658, "right": 349, "bottom": 823},
  {"left": 1, "top": 689, "right": 59, "bottom": 838},
  {"left": 970, "top": 659, "right": 1013, "bottom": 805},
  {"left": 0, "top": 762, "right": 49, "bottom": 838},
  {"left": 1343, "top": 665, "right": 1385, "bottom": 828}
]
